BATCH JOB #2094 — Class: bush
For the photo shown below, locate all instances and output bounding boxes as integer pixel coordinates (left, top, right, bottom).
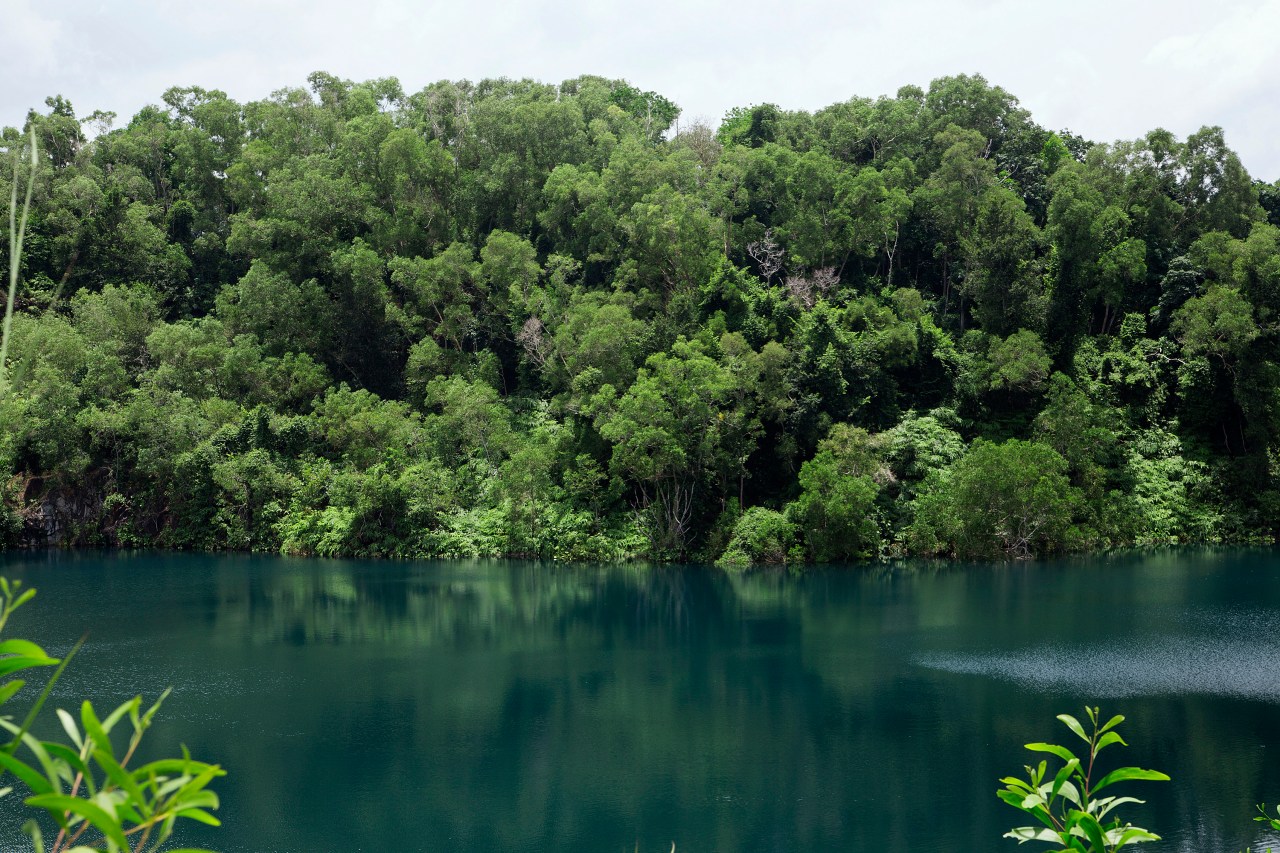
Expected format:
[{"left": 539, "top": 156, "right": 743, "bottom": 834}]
[{"left": 716, "top": 507, "right": 797, "bottom": 567}]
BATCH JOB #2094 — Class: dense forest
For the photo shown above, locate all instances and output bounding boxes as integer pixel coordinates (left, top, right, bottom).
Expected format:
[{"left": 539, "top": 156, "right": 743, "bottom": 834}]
[{"left": 2, "top": 72, "right": 1279, "bottom": 564}]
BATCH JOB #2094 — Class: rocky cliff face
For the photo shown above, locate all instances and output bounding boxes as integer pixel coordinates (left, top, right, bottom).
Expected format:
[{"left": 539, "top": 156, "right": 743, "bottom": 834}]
[
  {"left": 28, "top": 490, "right": 103, "bottom": 545},
  {"left": 11, "top": 475, "right": 108, "bottom": 547}
]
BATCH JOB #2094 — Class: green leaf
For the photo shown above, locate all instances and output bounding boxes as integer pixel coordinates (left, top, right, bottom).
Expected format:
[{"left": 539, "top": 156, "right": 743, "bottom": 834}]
[
  {"left": 140, "top": 687, "right": 172, "bottom": 729},
  {"left": 163, "top": 763, "right": 224, "bottom": 805},
  {"left": 1050, "top": 758, "right": 1080, "bottom": 801},
  {"left": 6, "top": 635, "right": 83, "bottom": 757},
  {"left": 101, "top": 697, "right": 138, "bottom": 735},
  {"left": 1098, "top": 714, "right": 1125, "bottom": 734},
  {"left": 1094, "top": 731, "right": 1127, "bottom": 753},
  {"left": 56, "top": 709, "right": 83, "bottom": 750},
  {"left": 0, "top": 750, "right": 53, "bottom": 795},
  {"left": 175, "top": 789, "right": 220, "bottom": 810},
  {"left": 24, "top": 793, "right": 130, "bottom": 851},
  {"left": 1093, "top": 766, "right": 1171, "bottom": 794},
  {"left": 0, "top": 645, "right": 57, "bottom": 677},
  {"left": 1057, "top": 714, "right": 1088, "bottom": 743},
  {"left": 80, "top": 701, "right": 111, "bottom": 758},
  {"left": 40, "top": 742, "right": 89, "bottom": 778},
  {"left": 1116, "top": 827, "right": 1161, "bottom": 845},
  {"left": 1004, "top": 826, "right": 1064, "bottom": 843},
  {"left": 0, "top": 721, "right": 65, "bottom": 795},
  {"left": 156, "top": 771, "right": 203, "bottom": 798},
  {"left": 1074, "top": 811, "right": 1107, "bottom": 852},
  {"left": 1093, "top": 795, "right": 1145, "bottom": 820},
  {"left": 1026, "top": 742, "right": 1078, "bottom": 763},
  {"left": 114, "top": 801, "right": 144, "bottom": 825},
  {"left": 997, "top": 789, "right": 1029, "bottom": 809},
  {"left": 91, "top": 747, "right": 149, "bottom": 815},
  {"left": 132, "top": 758, "right": 224, "bottom": 778},
  {"left": 1055, "top": 780, "right": 1082, "bottom": 808},
  {"left": 22, "top": 818, "right": 43, "bottom": 853},
  {"left": 176, "top": 807, "right": 222, "bottom": 826},
  {"left": 0, "top": 639, "right": 59, "bottom": 676},
  {"left": 0, "top": 679, "right": 25, "bottom": 705},
  {"left": 0, "top": 639, "right": 53, "bottom": 659},
  {"left": 0, "top": 659, "right": 54, "bottom": 679}
]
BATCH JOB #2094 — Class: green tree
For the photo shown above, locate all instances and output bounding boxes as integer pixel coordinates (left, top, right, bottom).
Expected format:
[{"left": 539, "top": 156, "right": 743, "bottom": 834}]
[
  {"left": 987, "top": 329, "right": 1052, "bottom": 395},
  {"left": 912, "top": 439, "right": 1084, "bottom": 558},
  {"left": 785, "top": 424, "right": 881, "bottom": 561},
  {"left": 593, "top": 338, "right": 742, "bottom": 557},
  {"left": 1170, "top": 285, "right": 1259, "bottom": 366},
  {"left": 960, "top": 186, "right": 1045, "bottom": 335}
]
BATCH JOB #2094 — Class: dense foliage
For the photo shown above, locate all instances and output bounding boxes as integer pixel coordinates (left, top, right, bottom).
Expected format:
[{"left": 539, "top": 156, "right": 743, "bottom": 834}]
[{"left": 3, "top": 72, "right": 1279, "bottom": 562}]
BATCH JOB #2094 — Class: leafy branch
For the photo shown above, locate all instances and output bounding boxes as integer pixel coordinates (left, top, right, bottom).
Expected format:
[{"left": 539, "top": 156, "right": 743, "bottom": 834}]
[
  {"left": 0, "top": 578, "right": 224, "bottom": 853},
  {"left": 998, "top": 707, "right": 1169, "bottom": 853}
]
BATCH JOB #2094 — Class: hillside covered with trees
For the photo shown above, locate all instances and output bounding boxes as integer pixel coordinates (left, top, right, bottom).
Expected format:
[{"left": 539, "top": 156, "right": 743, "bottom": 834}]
[{"left": 2, "top": 72, "right": 1280, "bottom": 563}]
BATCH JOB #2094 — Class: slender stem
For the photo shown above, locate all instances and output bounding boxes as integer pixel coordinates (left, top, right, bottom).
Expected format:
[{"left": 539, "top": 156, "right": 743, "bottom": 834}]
[
  {"left": 1085, "top": 723, "right": 1098, "bottom": 800},
  {"left": 50, "top": 765, "right": 88, "bottom": 853},
  {"left": 120, "top": 729, "right": 144, "bottom": 768},
  {"left": 5, "top": 635, "right": 84, "bottom": 756},
  {"left": 58, "top": 818, "right": 91, "bottom": 852},
  {"left": 131, "top": 819, "right": 155, "bottom": 853},
  {"left": 1, "top": 127, "right": 37, "bottom": 394}
]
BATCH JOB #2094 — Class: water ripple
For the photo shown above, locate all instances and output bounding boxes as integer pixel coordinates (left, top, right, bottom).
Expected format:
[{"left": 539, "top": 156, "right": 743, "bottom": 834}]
[{"left": 917, "top": 637, "right": 1280, "bottom": 701}]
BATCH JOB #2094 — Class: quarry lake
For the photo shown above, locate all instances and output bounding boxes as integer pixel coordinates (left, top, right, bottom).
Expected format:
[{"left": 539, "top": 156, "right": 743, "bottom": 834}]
[{"left": 1, "top": 548, "right": 1279, "bottom": 852}]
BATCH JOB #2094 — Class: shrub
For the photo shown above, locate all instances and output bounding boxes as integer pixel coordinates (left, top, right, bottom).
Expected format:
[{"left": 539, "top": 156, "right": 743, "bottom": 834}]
[{"left": 716, "top": 507, "right": 797, "bottom": 567}]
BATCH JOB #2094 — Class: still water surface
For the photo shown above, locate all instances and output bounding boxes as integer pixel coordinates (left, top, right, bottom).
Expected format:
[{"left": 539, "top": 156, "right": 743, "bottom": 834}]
[{"left": 1, "top": 548, "right": 1279, "bottom": 852}]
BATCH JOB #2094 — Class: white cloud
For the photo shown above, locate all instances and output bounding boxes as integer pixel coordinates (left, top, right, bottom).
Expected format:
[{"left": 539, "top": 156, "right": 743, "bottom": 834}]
[
  {"left": 3, "top": 0, "right": 61, "bottom": 74},
  {"left": 2, "top": 0, "right": 1277, "bottom": 180}
]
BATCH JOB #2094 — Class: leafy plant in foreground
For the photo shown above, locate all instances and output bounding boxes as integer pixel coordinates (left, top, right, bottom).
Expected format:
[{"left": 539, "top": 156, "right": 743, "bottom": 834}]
[
  {"left": 998, "top": 708, "right": 1169, "bottom": 852},
  {"left": 0, "top": 578, "right": 223, "bottom": 852},
  {"left": 1247, "top": 803, "right": 1280, "bottom": 852}
]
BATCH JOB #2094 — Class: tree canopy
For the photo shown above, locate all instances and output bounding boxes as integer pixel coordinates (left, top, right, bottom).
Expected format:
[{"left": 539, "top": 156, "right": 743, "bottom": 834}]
[{"left": 1, "top": 71, "right": 1274, "bottom": 562}]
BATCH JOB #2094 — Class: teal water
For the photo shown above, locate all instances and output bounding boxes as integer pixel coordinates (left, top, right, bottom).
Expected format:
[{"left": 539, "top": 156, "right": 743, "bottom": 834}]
[{"left": 1, "top": 549, "right": 1279, "bottom": 852}]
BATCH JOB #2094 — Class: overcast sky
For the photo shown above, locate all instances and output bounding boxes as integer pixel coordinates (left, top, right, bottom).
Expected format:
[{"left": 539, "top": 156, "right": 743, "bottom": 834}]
[{"left": 4, "top": 0, "right": 1278, "bottom": 180}]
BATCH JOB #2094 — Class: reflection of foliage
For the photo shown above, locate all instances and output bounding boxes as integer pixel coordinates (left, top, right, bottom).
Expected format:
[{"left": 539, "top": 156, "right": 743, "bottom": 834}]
[{"left": 6, "top": 549, "right": 1277, "bottom": 851}]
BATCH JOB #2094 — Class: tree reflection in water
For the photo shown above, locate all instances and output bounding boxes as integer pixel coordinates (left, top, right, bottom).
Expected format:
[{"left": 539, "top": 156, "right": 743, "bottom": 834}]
[{"left": 0, "top": 548, "right": 1277, "bottom": 853}]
